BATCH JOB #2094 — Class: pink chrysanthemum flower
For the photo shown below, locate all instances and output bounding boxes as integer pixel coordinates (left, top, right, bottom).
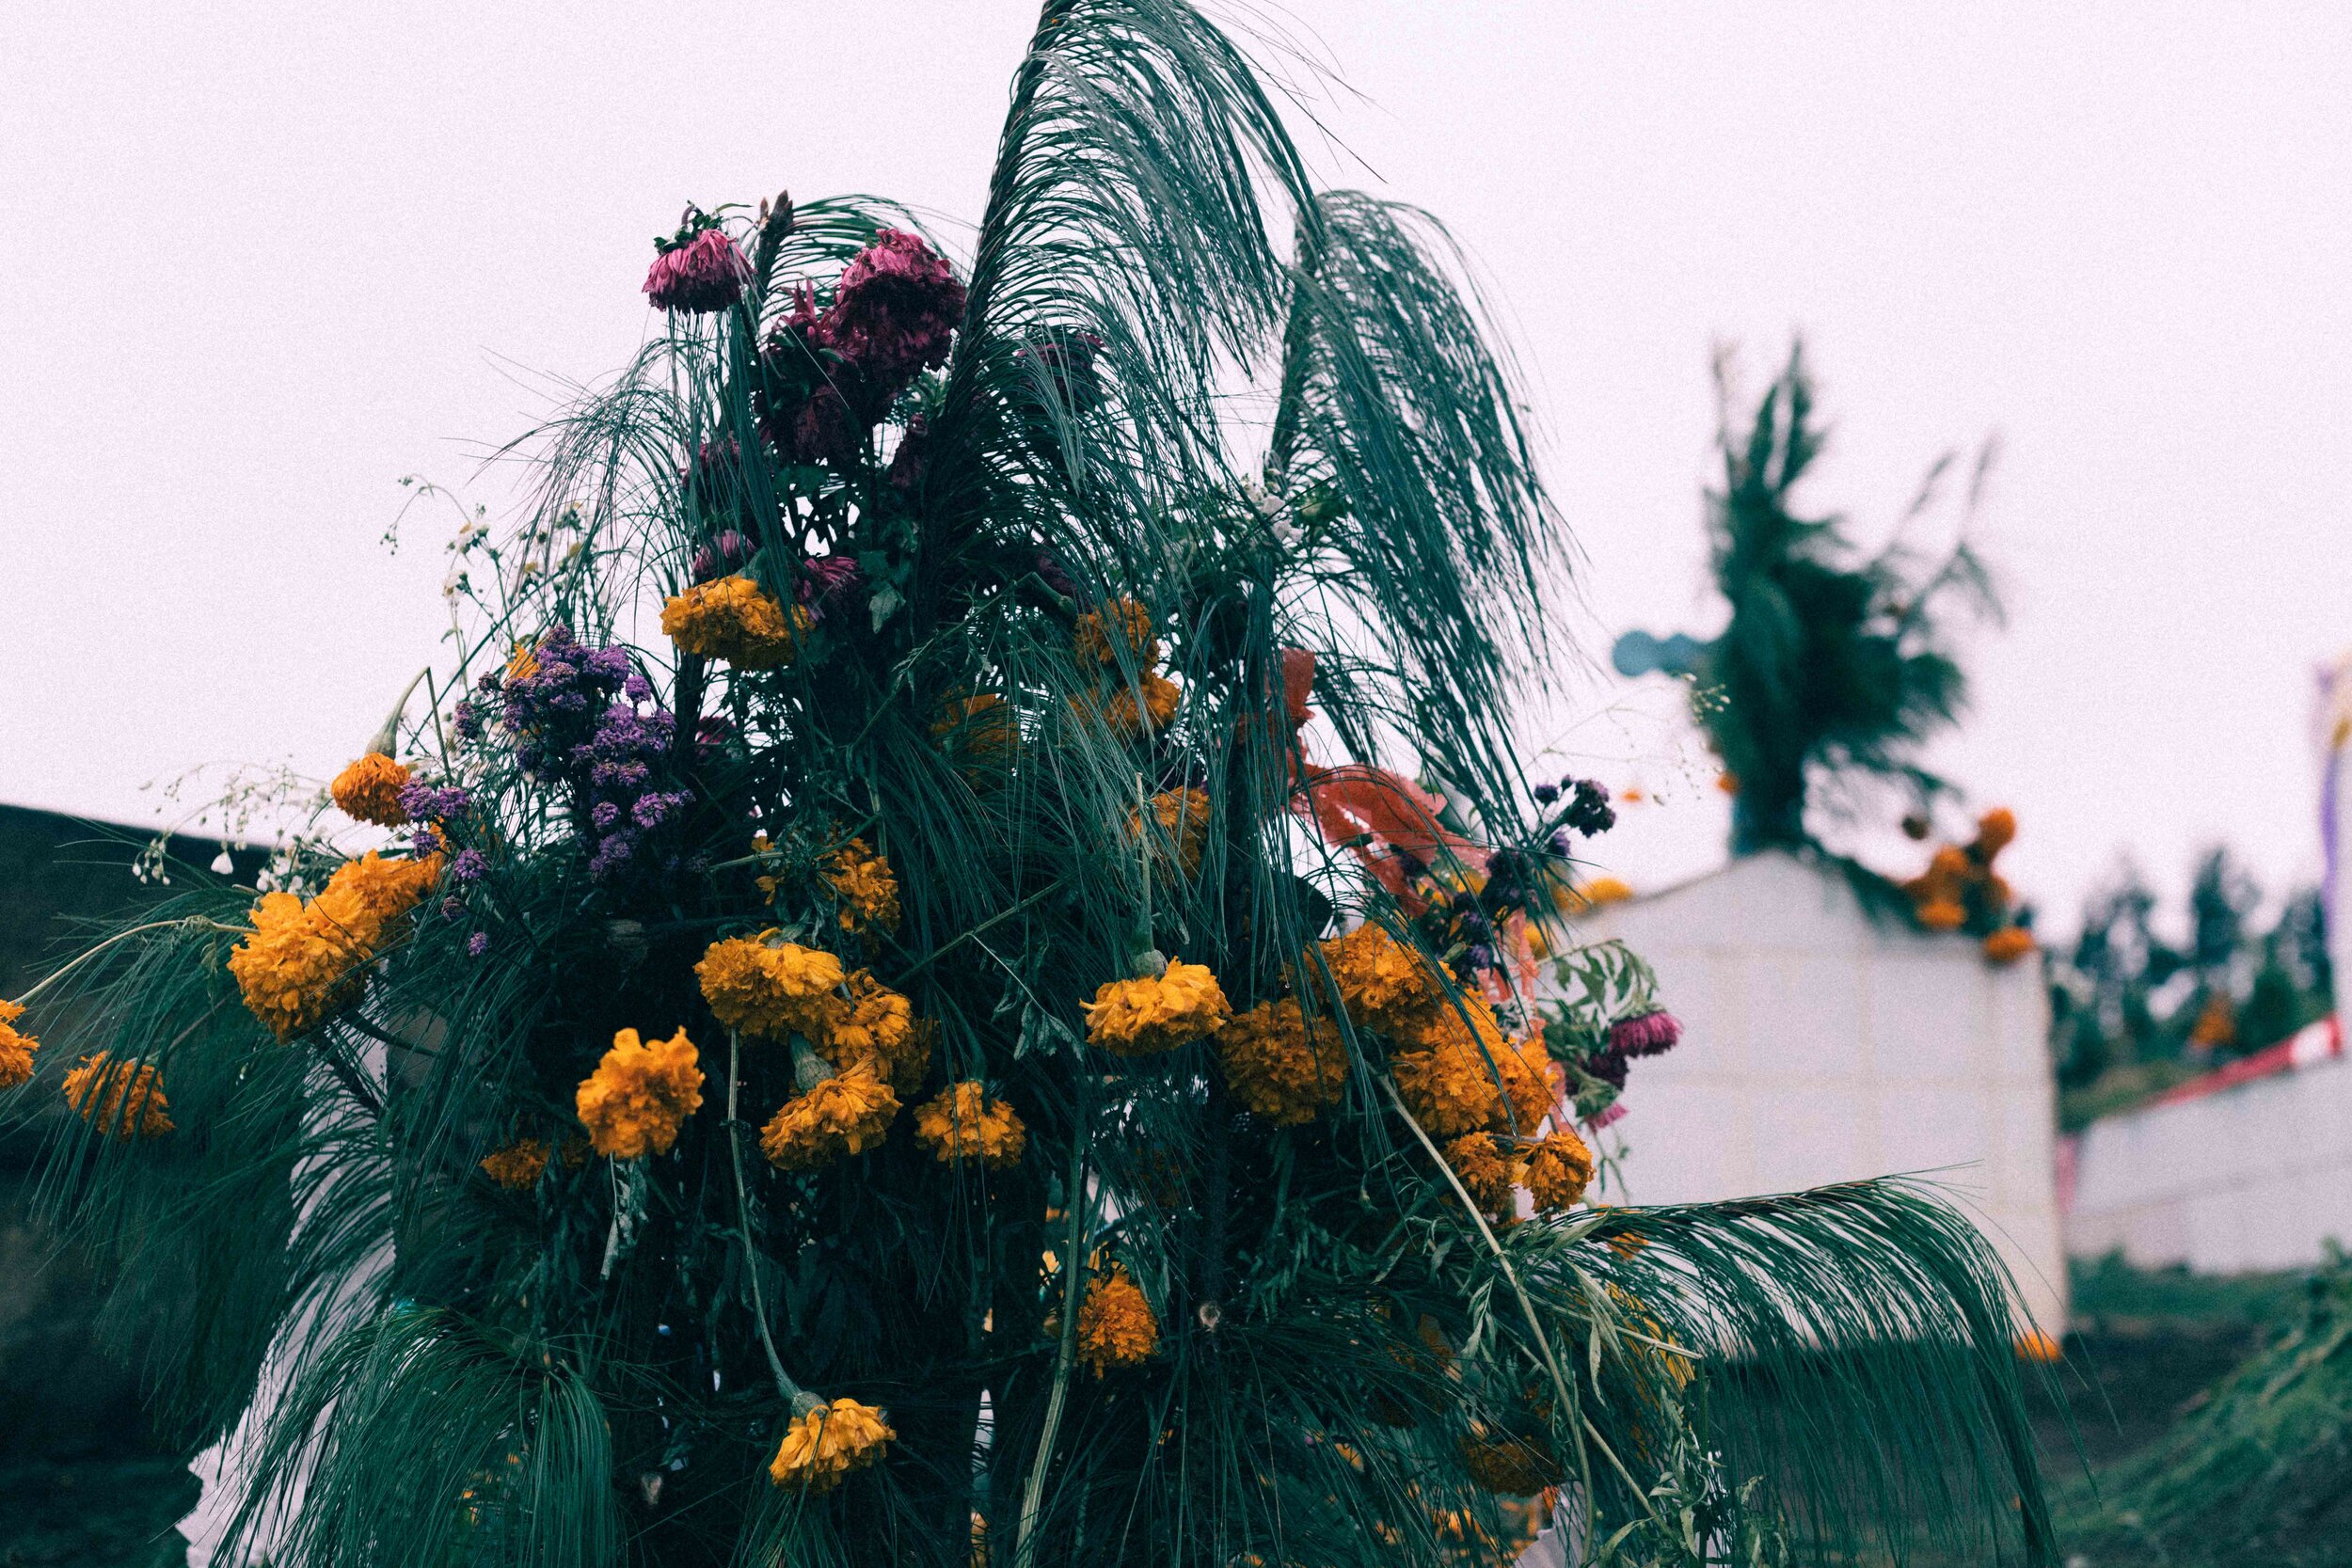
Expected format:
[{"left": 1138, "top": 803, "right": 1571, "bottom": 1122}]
[
  {"left": 645, "top": 228, "right": 751, "bottom": 314},
  {"left": 821, "top": 230, "right": 966, "bottom": 390}
]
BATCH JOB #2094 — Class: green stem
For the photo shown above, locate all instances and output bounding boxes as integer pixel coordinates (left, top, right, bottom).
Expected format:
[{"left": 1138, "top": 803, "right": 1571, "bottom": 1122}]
[
  {"left": 725, "top": 1030, "right": 815, "bottom": 1415},
  {"left": 1014, "top": 1132, "right": 1091, "bottom": 1568},
  {"left": 8, "top": 917, "right": 249, "bottom": 1010}
]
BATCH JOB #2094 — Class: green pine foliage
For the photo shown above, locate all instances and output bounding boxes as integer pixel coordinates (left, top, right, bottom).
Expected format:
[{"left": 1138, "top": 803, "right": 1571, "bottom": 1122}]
[
  {"left": 4, "top": 6, "right": 2057, "bottom": 1565},
  {"left": 1697, "top": 344, "right": 2000, "bottom": 854}
]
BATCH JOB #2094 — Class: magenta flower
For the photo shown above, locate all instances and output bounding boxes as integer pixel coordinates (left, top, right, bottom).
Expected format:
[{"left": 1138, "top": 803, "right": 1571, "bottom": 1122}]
[
  {"left": 644, "top": 228, "right": 750, "bottom": 314},
  {"left": 800, "top": 554, "right": 862, "bottom": 614},
  {"left": 820, "top": 229, "right": 965, "bottom": 391},
  {"left": 1607, "top": 1009, "right": 1682, "bottom": 1059}
]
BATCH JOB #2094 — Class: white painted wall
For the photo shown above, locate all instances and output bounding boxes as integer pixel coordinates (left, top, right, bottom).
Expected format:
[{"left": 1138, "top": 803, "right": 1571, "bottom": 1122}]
[
  {"left": 2065, "top": 1028, "right": 2352, "bottom": 1273},
  {"left": 1580, "top": 850, "right": 2069, "bottom": 1332}
]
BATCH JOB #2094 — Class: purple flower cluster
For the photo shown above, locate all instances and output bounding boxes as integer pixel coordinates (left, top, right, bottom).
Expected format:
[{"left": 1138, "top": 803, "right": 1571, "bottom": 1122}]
[
  {"left": 644, "top": 226, "right": 750, "bottom": 314},
  {"left": 399, "top": 781, "right": 474, "bottom": 823},
  {"left": 483, "top": 626, "right": 632, "bottom": 781},
  {"left": 573, "top": 703, "right": 691, "bottom": 881},
  {"left": 1536, "top": 774, "right": 1615, "bottom": 839}
]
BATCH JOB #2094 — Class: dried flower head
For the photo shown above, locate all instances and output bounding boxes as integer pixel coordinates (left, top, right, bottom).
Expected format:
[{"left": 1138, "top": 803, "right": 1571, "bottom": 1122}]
[
  {"left": 697, "top": 935, "right": 848, "bottom": 1041},
  {"left": 931, "top": 691, "right": 1021, "bottom": 771},
  {"left": 1214, "top": 998, "right": 1345, "bottom": 1126},
  {"left": 822, "top": 838, "right": 901, "bottom": 937},
  {"left": 481, "top": 1138, "right": 550, "bottom": 1191},
  {"left": 1608, "top": 1009, "right": 1681, "bottom": 1059},
  {"left": 768, "top": 1397, "right": 895, "bottom": 1491},
  {"left": 0, "top": 1000, "right": 39, "bottom": 1091},
  {"left": 760, "top": 1066, "right": 899, "bottom": 1170},
  {"left": 1523, "top": 1129, "right": 1596, "bottom": 1212},
  {"left": 1084, "top": 958, "right": 1231, "bottom": 1056},
  {"left": 1075, "top": 1265, "right": 1159, "bottom": 1377},
  {"left": 913, "top": 1082, "right": 1026, "bottom": 1169},
  {"left": 62, "top": 1053, "right": 173, "bottom": 1139},
  {"left": 819, "top": 229, "right": 965, "bottom": 391},
  {"left": 331, "top": 752, "right": 413, "bottom": 827},
  {"left": 662, "top": 576, "right": 811, "bottom": 669},
  {"left": 576, "top": 1027, "right": 705, "bottom": 1159}
]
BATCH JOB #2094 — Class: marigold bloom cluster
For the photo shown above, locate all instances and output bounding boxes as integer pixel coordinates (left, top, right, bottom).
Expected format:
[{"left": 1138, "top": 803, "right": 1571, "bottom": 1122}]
[
  {"left": 1133, "top": 787, "right": 1212, "bottom": 878},
  {"left": 1982, "top": 927, "right": 2035, "bottom": 964},
  {"left": 697, "top": 935, "right": 847, "bottom": 1040},
  {"left": 481, "top": 1138, "right": 550, "bottom": 1190},
  {"left": 822, "top": 838, "right": 901, "bottom": 937},
  {"left": 1317, "top": 923, "right": 1443, "bottom": 1035},
  {"left": 768, "top": 1397, "right": 895, "bottom": 1491},
  {"left": 761, "top": 1067, "right": 898, "bottom": 1170},
  {"left": 1215, "top": 999, "right": 1345, "bottom": 1125},
  {"left": 1443, "top": 1132, "right": 1517, "bottom": 1216},
  {"left": 576, "top": 1027, "right": 705, "bottom": 1159},
  {"left": 1073, "top": 597, "right": 1158, "bottom": 667},
  {"left": 1101, "top": 673, "right": 1180, "bottom": 740},
  {"left": 1075, "top": 1266, "right": 1159, "bottom": 1377},
  {"left": 62, "top": 1053, "right": 173, "bottom": 1139},
  {"left": 913, "top": 1082, "right": 1026, "bottom": 1169},
  {"left": 0, "top": 1000, "right": 38, "bottom": 1091},
  {"left": 661, "top": 576, "right": 810, "bottom": 669},
  {"left": 1457, "top": 1430, "right": 1557, "bottom": 1497},
  {"left": 330, "top": 752, "right": 412, "bottom": 827},
  {"left": 1084, "top": 958, "right": 1232, "bottom": 1056},
  {"left": 1523, "top": 1129, "right": 1596, "bottom": 1211},
  {"left": 230, "top": 851, "right": 441, "bottom": 1038},
  {"left": 931, "top": 691, "right": 1020, "bottom": 769}
]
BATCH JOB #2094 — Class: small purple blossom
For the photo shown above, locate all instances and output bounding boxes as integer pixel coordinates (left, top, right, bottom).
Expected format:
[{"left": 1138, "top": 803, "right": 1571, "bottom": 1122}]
[
  {"left": 440, "top": 895, "right": 467, "bottom": 923},
  {"left": 467, "top": 931, "right": 490, "bottom": 958},
  {"left": 449, "top": 848, "right": 487, "bottom": 883},
  {"left": 1533, "top": 783, "right": 1560, "bottom": 805},
  {"left": 399, "top": 782, "right": 473, "bottom": 823},
  {"left": 691, "top": 529, "right": 753, "bottom": 582},
  {"left": 589, "top": 831, "right": 639, "bottom": 879},
  {"left": 453, "top": 701, "right": 481, "bottom": 740},
  {"left": 631, "top": 790, "right": 691, "bottom": 830},
  {"left": 623, "top": 672, "right": 654, "bottom": 704},
  {"left": 592, "top": 800, "right": 621, "bottom": 831}
]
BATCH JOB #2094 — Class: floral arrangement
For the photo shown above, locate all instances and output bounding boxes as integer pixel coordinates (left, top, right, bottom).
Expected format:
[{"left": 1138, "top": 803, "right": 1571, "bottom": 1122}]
[
  {"left": 1902, "top": 807, "right": 2035, "bottom": 961},
  {"left": 1, "top": 6, "right": 2058, "bottom": 1567}
]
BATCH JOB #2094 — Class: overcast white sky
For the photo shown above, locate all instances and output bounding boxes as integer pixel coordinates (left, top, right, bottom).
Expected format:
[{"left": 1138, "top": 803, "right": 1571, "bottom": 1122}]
[{"left": 5, "top": 2, "right": 2348, "bottom": 934}]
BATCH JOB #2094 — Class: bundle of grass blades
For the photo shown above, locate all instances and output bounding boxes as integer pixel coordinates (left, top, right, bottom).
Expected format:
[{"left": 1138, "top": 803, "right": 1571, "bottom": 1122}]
[
  {"left": 0, "top": 5, "right": 2057, "bottom": 1566},
  {"left": 2059, "top": 1255, "right": 2352, "bottom": 1567}
]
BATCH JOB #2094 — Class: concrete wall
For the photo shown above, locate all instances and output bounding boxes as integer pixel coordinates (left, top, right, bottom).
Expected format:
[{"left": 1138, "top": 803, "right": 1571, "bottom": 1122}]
[
  {"left": 2065, "top": 1028, "right": 2352, "bottom": 1273},
  {"left": 1581, "top": 850, "right": 2069, "bottom": 1332}
]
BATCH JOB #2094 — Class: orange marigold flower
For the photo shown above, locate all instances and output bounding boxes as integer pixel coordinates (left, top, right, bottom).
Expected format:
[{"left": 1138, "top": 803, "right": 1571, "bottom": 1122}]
[
  {"left": 1214, "top": 998, "right": 1345, "bottom": 1125},
  {"left": 1075, "top": 1265, "right": 1159, "bottom": 1377},
  {"left": 816, "top": 972, "right": 920, "bottom": 1088},
  {"left": 62, "top": 1053, "right": 173, "bottom": 1139},
  {"left": 913, "top": 1082, "right": 1026, "bottom": 1169},
  {"left": 661, "top": 575, "right": 811, "bottom": 669},
  {"left": 822, "top": 838, "right": 901, "bottom": 937},
  {"left": 1977, "top": 807, "right": 2017, "bottom": 857},
  {"left": 1103, "top": 672, "right": 1180, "bottom": 740},
  {"left": 1084, "top": 958, "right": 1232, "bottom": 1056},
  {"left": 1983, "top": 926, "right": 2035, "bottom": 965},
  {"left": 0, "top": 1000, "right": 40, "bottom": 1091},
  {"left": 330, "top": 752, "right": 412, "bottom": 827},
  {"left": 1523, "top": 1129, "right": 1596, "bottom": 1211},
  {"left": 1915, "top": 898, "right": 1965, "bottom": 932},
  {"left": 1391, "top": 997, "right": 1517, "bottom": 1138},
  {"left": 1444, "top": 1132, "right": 1517, "bottom": 1215},
  {"left": 768, "top": 1397, "right": 895, "bottom": 1491},
  {"left": 1131, "top": 787, "right": 1214, "bottom": 879},
  {"left": 1495, "top": 1034, "right": 1560, "bottom": 1135},
  {"left": 575, "top": 1027, "right": 705, "bottom": 1159},
  {"left": 481, "top": 1138, "right": 550, "bottom": 1190},
  {"left": 696, "top": 934, "right": 847, "bottom": 1041},
  {"left": 229, "top": 851, "right": 441, "bottom": 1038},
  {"left": 1457, "top": 1430, "right": 1558, "bottom": 1496},
  {"left": 1073, "top": 597, "right": 1159, "bottom": 668},
  {"left": 1316, "top": 923, "right": 1445, "bottom": 1035},
  {"left": 931, "top": 691, "right": 1021, "bottom": 769},
  {"left": 761, "top": 1065, "right": 899, "bottom": 1170}
]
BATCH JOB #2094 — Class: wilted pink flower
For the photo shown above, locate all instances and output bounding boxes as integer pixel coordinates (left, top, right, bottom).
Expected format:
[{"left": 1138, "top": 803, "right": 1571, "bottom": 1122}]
[
  {"left": 800, "top": 554, "right": 862, "bottom": 614},
  {"left": 789, "top": 386, "right": 864, "bottom": 466},
  {"left": 1607, "top": 1009, "right": 1681, "bottom": 1059},
  {"left": 690, "top": 530, "right": 752, "bottom": 583},
  {"left": 644, "top": 228, "right": 750, "bottom": 314},
  {"left": 820, "top": 229, "right": 965, "bottom": 391},
  {"left": 1586, "top": 1102, "right": 1628, "bottom": 1130}
]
